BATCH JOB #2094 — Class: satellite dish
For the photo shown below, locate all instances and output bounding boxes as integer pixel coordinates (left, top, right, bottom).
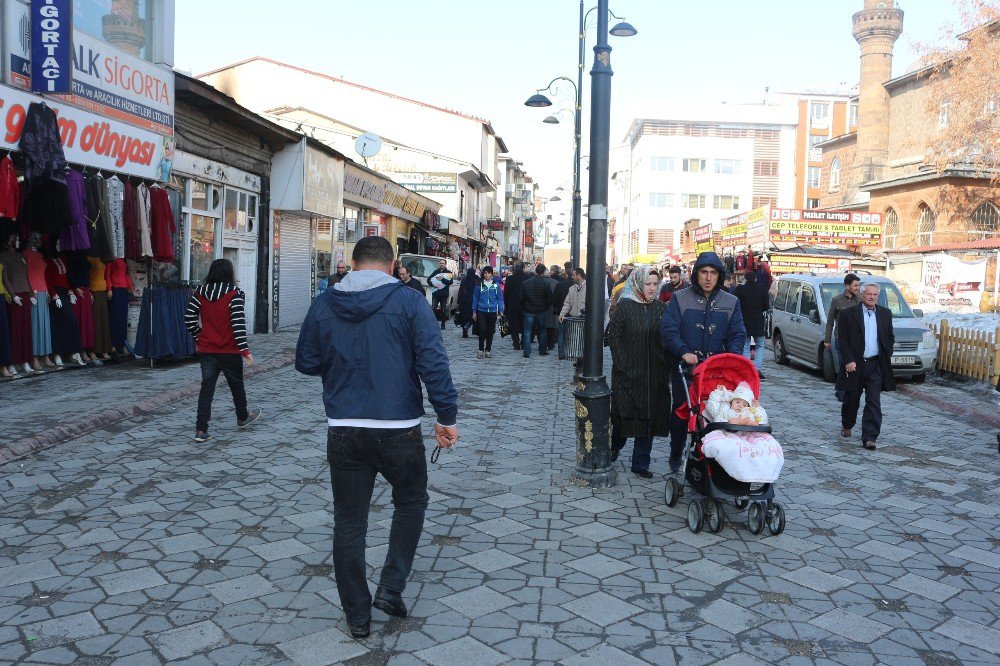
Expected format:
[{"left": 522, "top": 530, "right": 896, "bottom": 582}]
[{"left": 355, "top": 132, "right": 382, "bottom": 158}]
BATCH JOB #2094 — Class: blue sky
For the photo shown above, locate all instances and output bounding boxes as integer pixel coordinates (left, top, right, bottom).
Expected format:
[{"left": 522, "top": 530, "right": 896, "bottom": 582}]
[{"left": 175, "top": 0, "right": 960, "bottom": 193}]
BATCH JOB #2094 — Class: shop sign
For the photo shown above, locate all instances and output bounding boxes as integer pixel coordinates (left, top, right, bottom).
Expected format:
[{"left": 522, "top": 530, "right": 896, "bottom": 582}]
[
  {"left": 363, "top": 224, "right": 380, "bottom": 237},
  {"left": 693, "top": 223, "right": 714, "bottom": 254},
  {"left": 172, "top": 150, "right": 261, "bottom": 192},
  {"left": 344, "top": 163, "right": 430, "bottom": 223},
  {"left": 920, "top": 253, "right": 987, "bottom": 310},
  {"left": 486, "top": 218, "right": 504, "bottom": 231},
  {"left": 718, "top": 221, "right": 747, "bottom": 248},
  {"left": 746, "top": 206, "right": 770, "bottom": 245},
  {"left": 0, "top": 84, "right": 167, "bottom": 179},
  {"left": 31, "top": 0, "right": 72, "bottom": 94},
  {"left": 524, "top": 218, "right": 534, "bottom": 246},
  {"left": 391, "top": 170, "right": 457, "bottom": 193},
  {"left": 769, "top": 208, "right": 882, "bottom": 246},
  {"left": 769, "top": 253, "right": 852, "bottom": 275},
  {"left": 304, "top": 146, "right": 344, "bottom": 219},
  {"left": 9, "top": 1, "right": 174, "bottom": 135}
]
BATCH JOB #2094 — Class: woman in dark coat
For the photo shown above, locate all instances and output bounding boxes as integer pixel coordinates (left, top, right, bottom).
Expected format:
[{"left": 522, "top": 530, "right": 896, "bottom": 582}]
[
  {"left": 502, "top": 263, "right": 528, "bottom": 350},
  {"left": 733, "top": 271, "right": 769, "bottom": 377},
  {"left": 456, "top": 268, "right": 478, "bottom": 338},
  {"left": 608, "top": 266, "right": 671, "bottom": 478}
]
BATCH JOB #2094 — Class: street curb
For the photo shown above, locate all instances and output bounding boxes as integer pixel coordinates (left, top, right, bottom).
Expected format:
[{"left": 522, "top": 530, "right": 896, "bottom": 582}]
[
  {"left": 0, "top": 352, "right": 296, "bottom": 467},
  {"left": 897, "top": 384, "right": 1000, "bottom": 429}
]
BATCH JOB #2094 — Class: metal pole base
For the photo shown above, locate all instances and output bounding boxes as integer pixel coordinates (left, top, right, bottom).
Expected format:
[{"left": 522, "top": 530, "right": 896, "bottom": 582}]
[{"left": 571, "top": 374, "right": 616, "bottom": 488}]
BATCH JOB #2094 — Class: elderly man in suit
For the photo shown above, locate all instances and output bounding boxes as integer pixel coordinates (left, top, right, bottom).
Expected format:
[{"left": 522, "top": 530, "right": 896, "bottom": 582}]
[{"left": 837, "top": 282, "right": 895, "bottom": 450}]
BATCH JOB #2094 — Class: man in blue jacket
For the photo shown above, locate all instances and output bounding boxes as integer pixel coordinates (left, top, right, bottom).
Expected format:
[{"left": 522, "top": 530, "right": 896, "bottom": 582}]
[
  {"left": 295, "top": 236, "right": 459, "bottom": 640},
  {"left": 660, "top": 251, "right": 746, "bottom": 472}
]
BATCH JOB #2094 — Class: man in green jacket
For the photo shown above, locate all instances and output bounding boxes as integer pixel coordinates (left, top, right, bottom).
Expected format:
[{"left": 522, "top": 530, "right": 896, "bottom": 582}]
[{"left": 825, "top": 273, "right": 861, "bottom": 400}]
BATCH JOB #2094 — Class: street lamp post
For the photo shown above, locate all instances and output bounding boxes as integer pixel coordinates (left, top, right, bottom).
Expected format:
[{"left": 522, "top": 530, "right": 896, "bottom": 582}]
[{"left": 573, "top": 0, "right": 625, "bottom": 489}]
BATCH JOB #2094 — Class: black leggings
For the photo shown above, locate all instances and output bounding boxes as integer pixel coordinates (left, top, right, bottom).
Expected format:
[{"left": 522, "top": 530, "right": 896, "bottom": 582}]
[{"left": 477, "top": 312, "right": 498, "bottom": 351}]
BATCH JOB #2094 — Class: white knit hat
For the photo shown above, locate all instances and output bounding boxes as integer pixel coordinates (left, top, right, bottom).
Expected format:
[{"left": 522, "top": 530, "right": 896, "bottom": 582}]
[{"left": 732, "top": 381, "right": 755, "bottom": 405}]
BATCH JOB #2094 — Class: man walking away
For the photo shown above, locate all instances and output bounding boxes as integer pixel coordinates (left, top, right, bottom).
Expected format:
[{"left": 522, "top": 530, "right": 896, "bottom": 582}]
[
  {"left": 658, "top": 265, "right": 688, "bottom": 303},
  {"left": 553, "top": 268, "right": 574, "bottom": 357},
  {"left": 838, "top": 282, "right": 894, "bottom": 451},
  {"left": 558, "top": 268, "right": 586, "bottom": 359},
  {"left": 826, "top": 273, "right": 861, "bottom": 401},
  {"left": 547, "top": 265, "right": 563, "bottom": 350},
  {"left": 185, "top": 258, "right": 261, "bottom": 443},
  {"left": 503, "top": 262, "right": 528, "bottom": 350},
  {"left": 660, "top": 251, "right": 746, "bottom": 472},
  {"left": 429, "top": 259, "right": 453, "bottom": 330},
  {"left": 733, "top": 271, "right": 769, "bottom": 379},
  {"left": 520, "top": 264, "right": 553, "bottom": 357},
  {"left": 295, "top": 237, "right": 459, "bottom": 639}
]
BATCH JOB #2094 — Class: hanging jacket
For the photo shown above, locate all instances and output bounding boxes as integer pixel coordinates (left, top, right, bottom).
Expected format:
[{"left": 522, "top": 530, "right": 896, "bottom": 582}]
[
  {"left": 18, "top": 102, "right": 67, "bottom": 182},
  {"left": 472, "top": 280, "right": 504, "bottom": 313},
  {"left": 106, "top": 176, "right": 126, "bottom": 259},
  {"left": 0, "top": 155, "right": 19, "bottom": 219},
  {"left": 149, "top": 186, "right": 176, "bottom": 262},
  {"left": 136, "top": 183, "right": 153, "bottom": 258},
  {"left": 184, "top": 282, "right": 250, "bottom": 356},
  {"left": 85, "top": 175, "right": 113, "bottom": 261},
  {"left": 60, "top": 171, "right": 91, "bottom": 251},
  {"left": 106, "top": 258, "right": 133, "bottom": 290},
  {"left": 122, "top": 180, "right": 140, "bottom": 260}
]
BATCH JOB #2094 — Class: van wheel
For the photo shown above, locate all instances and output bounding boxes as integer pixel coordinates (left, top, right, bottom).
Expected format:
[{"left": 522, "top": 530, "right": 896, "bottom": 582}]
[
  {"left": 912, "top": 373, "right": 926, "bottom": 384},
  {"left": 772, "top": 332, "right": 790, "bottom": 365},
  {"left": 822, "top": 347, "right": 836, "bottom": 383}
]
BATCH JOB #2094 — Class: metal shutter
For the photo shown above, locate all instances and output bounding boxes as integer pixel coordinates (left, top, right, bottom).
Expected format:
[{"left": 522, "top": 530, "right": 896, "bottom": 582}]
[{"left": 278, "top": 215, "right": 312, "bottom": 329}]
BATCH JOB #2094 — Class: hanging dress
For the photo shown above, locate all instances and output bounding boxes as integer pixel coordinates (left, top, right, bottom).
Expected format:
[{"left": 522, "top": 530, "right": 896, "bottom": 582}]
[
  {"left": 106, "top": 176, "right": 125, "bottom": 259},
  {"left": 60, "top": 171, "right": 91, "bottom": 251},
  {"left": 23, "top": 248, "right": 52, "bottom": 356},
  {"left": 0, "top": 249, "right": 33, "bottom": 364}
]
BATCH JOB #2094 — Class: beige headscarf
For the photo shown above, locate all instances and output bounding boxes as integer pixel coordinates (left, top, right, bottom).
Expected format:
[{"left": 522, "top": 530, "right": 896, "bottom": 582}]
[{"left": 620, "top": 265, "right": 655, "bottom": 304}]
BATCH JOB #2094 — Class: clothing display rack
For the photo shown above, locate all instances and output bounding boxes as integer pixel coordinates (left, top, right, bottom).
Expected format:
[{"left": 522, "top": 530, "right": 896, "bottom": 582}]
[{"left": 134, "top": 280, "right": 195, "bottom": 364}]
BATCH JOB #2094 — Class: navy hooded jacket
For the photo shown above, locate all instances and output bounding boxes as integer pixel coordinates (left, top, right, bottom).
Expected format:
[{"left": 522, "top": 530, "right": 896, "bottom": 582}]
[
  {"left": 660, "top": 251, "right": 746, "bottom": 361},
  {"left": 295, "top": 273, "right": 458, "bottom": 425}
]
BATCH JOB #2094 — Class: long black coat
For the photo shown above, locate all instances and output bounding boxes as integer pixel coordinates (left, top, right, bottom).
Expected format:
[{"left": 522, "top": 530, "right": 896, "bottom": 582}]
[
  {"left": 503, "top": 270, "right": 528, "bottom": 331},
  {"left": 609, "top": 298, "right": 671, "bottom": 438},
  {"left": 733, "top": 276, "right": 769, "bottom": 337},
  {"left": 837, "top": 303, "right": 896, "bottom": 393}
]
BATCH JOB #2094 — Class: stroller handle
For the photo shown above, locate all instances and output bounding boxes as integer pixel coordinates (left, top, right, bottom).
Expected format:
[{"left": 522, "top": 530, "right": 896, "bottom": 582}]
[{"left": 677, "top": 362, "right": 695, "bottom": 412}]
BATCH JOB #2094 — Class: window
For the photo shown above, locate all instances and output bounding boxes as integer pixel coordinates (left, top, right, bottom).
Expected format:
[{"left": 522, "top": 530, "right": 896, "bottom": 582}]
[
  {"left": 74, "top": 0, "right": 156, "bottom": 62},
  {"left": 938, "top": 101, "right": 951, "bottom": 128},
  {"left": 799, "top": 284, "right": 818, "bottom": 319},
  {"left": 189, "top": 215, "right": 217, "bottom": 285},
  {"left": 682, "top": 158, "right": 707, "bottom": 173},
  {"left": 810, "top": 102, "right": 830, "bottom": 120},
  {"left": 830, "top": 158, "right": 841, "bottom": 191},
  {"left": 650, "top": 157, "right": 675, "bottom": 171},
  {"left": 883, "top": 208, "right": 899, "bottom": 249},
  {"left": 774, "top": 280, "right": 794, "bottom": 312},
  {"left": 849, "top": 103, "right": 859, "bottom": 127},
  {"left": 970, "top": 202, "right": 1000, "bottom": 239},
  {"left": 917, "top": 204, "right": 936, "bottom": 246},
  {"left": 809, "top": 135, "right": 827, "bottom": 146},
  {"left": 807, "top": 198, "right": 820, "bottom": 209},
  {"left": 754, "top": 160, "right": 779, "bottom": 177},
  {"left": 714, "top": 159, "right": 741, "bottom": 175},
  {"left": 807, "top": 167, "right": 822, "bottom": 189},
  {"left": 649, "top": 193, "right": 673, "bottom": 207},
  {"left": 713, "top": 195, "right": 741, "bottom": 210},
  {"left": 681, "top": 194, "right": 706, "bottom": 208}
]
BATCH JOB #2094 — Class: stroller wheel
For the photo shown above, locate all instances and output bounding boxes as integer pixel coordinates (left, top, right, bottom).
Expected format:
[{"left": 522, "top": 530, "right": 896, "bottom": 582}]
[
  {"left": 747, "top": 502, "right": 766, "bottom": 534},
  {"left": 665, "top": 477, "right": 680, "bottom": 508},
  {"left": 707, "top": 499, "right": 726, "bottom": 533},
  {"left": 767, "top": 502, "right": 786, "bottom": 536},
  {"left": 687, "top": 500, "right": 704, "bottom": 533},
  {"left": 735, "top": 497, "right": 749, "bottom": 510}
]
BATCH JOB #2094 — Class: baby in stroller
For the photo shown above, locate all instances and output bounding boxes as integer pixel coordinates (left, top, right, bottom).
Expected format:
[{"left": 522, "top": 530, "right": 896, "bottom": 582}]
[{"left": 701, "top": 381, "right": 784, "bottom": 484}]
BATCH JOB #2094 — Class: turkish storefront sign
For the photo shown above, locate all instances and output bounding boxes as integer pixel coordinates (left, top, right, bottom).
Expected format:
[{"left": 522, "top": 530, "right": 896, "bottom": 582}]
[
  {"left": 486, "top": 218, "right": 504, "bottom": 231},
  {"left": 303, "top": 146, "right": 345, "bottom": 219},
  {"left": 0, "top": 84, "right": 166, "bottom": 179},
  {"left": 344, "top": 163, "right": 429, "bottom": 223},
  {"left": 31, "top": 0, "right": 72, "bottom": 94},
  {"left": 769, "top": 253, "right": 853, "bottom": 275},
  {"left": 920, "top": 253, "right": 987, "bottom": 311},
  {"left": 718, "top": 206, "right": 769, "bottom": 248},
  {"left": 390, "top": 171, "right": 457, "bottom": 193},
  {"left": 769, "top": 208, "right": 882, "bottom": 246},
  {"left": 524, "top": 218, "right": 534, "bottom": 246},
  {"left": 693, "top": 223, "right": 714, "bottom": 254},
  {"left": 8, "top": 1, "right": 174, "bottom": 136}
]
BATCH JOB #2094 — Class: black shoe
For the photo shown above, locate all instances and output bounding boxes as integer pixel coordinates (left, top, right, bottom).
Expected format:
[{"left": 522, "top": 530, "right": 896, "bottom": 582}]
[
  {"left": 348, "top": 621, "right": 371, "bottom": 639},
  {"left": 373, "top": 588, "right": 407, "bottom": 618},
  {"left": 539, "top": 351, "right": 549, "bottom": 356},
  {"left": 633, "top": 469, "right": 654, "bottom": 479},
  {"left": 462, "top": 330, "right": 469, "bottom": 338},
  {"left": 610, "top": 450, "right": 619, "bottom": 462},
  {"left": 757, "top": 370, "right": 766, "bottom": 380},
  {"left": 558, "top": 355, "right": 567, "bottom": 360}
]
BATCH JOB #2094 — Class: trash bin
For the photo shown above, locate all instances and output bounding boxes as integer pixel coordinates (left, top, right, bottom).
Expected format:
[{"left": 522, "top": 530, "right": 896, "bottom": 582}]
[{"left": 563, "top": 316, "right": 585, "bottom": 358}]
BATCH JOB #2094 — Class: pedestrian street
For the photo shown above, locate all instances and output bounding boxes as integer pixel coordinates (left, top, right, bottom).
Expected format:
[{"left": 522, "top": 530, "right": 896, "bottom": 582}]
[{"left": 0, "top": 328, "right": 998, "bottom": 665}]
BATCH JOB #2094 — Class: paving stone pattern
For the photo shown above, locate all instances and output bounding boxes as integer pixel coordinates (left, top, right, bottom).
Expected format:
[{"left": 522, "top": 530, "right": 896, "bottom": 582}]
[{"left": 1, "top": 328, "right": 998, "bottom": 664}]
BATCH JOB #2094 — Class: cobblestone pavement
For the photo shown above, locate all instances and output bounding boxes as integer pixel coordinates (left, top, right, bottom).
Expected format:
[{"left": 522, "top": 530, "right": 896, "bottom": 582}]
[{"left": 1, "top": 326, "right": 998, "bottom": 665}]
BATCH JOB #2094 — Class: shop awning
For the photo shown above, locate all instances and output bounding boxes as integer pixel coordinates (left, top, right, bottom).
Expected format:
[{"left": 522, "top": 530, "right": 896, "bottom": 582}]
[{"left": 459, "top": 168, "right": 496, "bottom": 194}]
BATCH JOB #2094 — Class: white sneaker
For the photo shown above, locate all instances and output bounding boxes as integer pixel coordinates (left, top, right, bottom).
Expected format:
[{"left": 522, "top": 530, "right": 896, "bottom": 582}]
[
  {"left": 477, "top": 351, "right": 485, "bottom": 359},
  {"left": 485, "top": 351, "right": 493, "bottom": 359}
]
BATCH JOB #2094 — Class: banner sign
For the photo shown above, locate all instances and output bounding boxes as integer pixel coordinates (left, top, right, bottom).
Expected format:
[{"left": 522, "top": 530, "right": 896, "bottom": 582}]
[
  {"left": 303, "top": 146, "right": 344, "bottom": 219},
  {"left": 390, "top": 171, "right": 457, "bottom": 193},
  {"left": 0, "top": 85, "right": 167, "bottom": 179},
  {"left": 524, "top": 218, "right": 534, "bottom": 246},
  {"left": 694, "top": 223, "right": 714, "bottom": 254},
  {"left": 769, "top": 253, "right": 853, "bottom": 275},
  {"left": 920, "top": 253, "right": 986, "bottom": 310},
  {"left": 486, "top": 218, "right": 504, "bottom": 231},
  {"left": 344, "top": 164, "right": 430, "bottom": 223},
  {"left": 769, "top": 208, "right": 882, "bottom": 246},
  {"left": 11, "top": 1, "right": 174, "bottom": 135},
  {"left": 31, "top": 0, "right": 72, "bottom": 94}
]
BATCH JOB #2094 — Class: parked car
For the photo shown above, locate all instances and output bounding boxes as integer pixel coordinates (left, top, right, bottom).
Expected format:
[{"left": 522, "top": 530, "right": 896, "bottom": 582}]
[
  {"left": 768, "top": 273, "right": 938, "bottom": 383},
  {"left": 397, "top": 254, "right": 461, "bottom": 311}
]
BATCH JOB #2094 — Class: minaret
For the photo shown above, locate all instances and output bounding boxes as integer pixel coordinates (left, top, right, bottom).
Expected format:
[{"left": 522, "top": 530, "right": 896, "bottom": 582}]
[
  {"left": 852, "top": 0, "right": 903, "bottom": 184},
  {"left": 102, "top": 0, "right": 146, "bottom": 58}
]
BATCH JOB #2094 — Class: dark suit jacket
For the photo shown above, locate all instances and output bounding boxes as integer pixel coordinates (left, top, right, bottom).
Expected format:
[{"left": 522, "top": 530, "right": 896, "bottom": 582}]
[{"left": 837, "top": 303, "right": 896, "bottom": 393}]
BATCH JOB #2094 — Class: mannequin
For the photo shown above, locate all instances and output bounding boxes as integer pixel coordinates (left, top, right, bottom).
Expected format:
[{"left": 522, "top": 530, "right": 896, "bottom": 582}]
[
  {"left": 22, "top": 239, "right": 56, "bottom": 369},
  {"left": 43, "top": 249, "right": 85, "bottom": 367},
  {"left": 87, "top": 256, "right": 112, "bottom": 360},
  {"left": 0, "top": 240, "right": 34, "bottom": 374},
  {"left": 0, "top": 252, "right": 15, "bottom": 377},
  {"left": 66, "top": 250, "right": 97, "bottom": 363},
  {"left": 106, "top": 257, "right": 133, "bottom": 353}
]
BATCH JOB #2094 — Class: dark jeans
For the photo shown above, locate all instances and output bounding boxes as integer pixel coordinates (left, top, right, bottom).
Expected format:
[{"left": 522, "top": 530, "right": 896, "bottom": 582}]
[
  {"left": 546, "top": 326, "right": 557, "bottom": 350},
  {"left": 668, "top": 369, "right": 689, "bottom": 464},
  {"left": 557, "top": 321, "right": 567, "bottom": 357},
  {"left": 476, "top": 312, "right": 497, "bottom": 351},
  {"left": 432, "top": 291, "right": 449, "bottom": 329},
  {"left": 842, "top": 357, "right": 883, "bottom": 442},
  {"left": 611, "top": 431, "right": 654, "bottom": 472},
  {"left": 327, "top": 425, "right": 429, "bottom": 626},
  {"left": 522, "top": 312, "right": 548, "bottom": 357},
  {"left": 196, "top": 353, "right": 248, "bottom": 432}
]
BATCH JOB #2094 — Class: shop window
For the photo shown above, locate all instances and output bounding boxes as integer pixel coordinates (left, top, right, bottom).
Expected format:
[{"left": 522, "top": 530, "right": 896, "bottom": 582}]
[
  {"left": 345, "top": 207, "right": 361, "bottom": 243},
  {"left": 74, "top": 0, "right": 156, "bottom": 62},
  {"left": 969, "top": 202, "right": 1000, "bottom": 240},
  {"left": 883, "top": 208, "right": 899, "bottom": 249},
  {"left": 224, "top": 189, "right": 238, "bottom": 231},
  {"left": 189, "top": 215, "right": 217, "bottom": 284},
  {"left": 917, "top": 204, "right": 936, "bottom": 246}
]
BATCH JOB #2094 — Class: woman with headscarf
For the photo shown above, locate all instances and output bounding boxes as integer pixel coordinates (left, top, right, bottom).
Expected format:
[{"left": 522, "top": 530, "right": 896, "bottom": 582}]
[
  {"left": 456, "top": 267, "right": 478, "bottom": 338},
  {"left": 607, "top": 266, "right": 671, "bottom": 478}
]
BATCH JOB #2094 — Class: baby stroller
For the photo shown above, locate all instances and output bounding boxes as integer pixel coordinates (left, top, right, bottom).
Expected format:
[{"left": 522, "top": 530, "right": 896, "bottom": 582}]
[{"left": 664, "top": 353, "right": 786, "bottom": 536}]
